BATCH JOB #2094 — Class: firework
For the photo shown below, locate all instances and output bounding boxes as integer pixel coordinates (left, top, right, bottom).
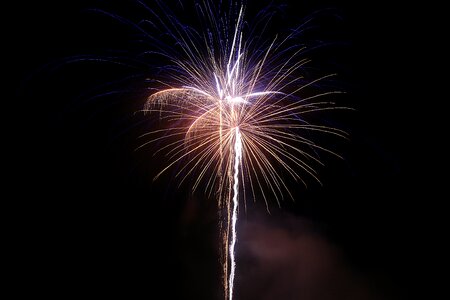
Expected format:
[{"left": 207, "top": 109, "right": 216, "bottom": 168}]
[{"left": 137, "top": 1, "right": 347, "bottom": 299}]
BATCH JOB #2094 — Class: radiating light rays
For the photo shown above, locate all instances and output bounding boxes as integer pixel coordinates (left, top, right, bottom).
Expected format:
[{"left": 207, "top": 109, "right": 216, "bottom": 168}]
[{"left": 142, "top": 87, "right": 346, "bottom": 203}]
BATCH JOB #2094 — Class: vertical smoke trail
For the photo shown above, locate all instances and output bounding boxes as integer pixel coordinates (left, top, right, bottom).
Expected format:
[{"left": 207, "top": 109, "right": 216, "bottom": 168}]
[{"left": 229, "top": 127, "right": 242, "bottom": 300}]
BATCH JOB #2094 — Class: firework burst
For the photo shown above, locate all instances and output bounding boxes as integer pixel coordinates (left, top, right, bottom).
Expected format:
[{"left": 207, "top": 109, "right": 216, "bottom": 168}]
[{"left": 132, "top": 1, "right": 348, "bottom": 299}]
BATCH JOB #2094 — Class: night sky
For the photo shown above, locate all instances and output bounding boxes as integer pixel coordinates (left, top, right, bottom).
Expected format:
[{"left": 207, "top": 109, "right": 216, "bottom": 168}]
[{"left": 10, "top": 1, "right": 437, "bottom": 299}]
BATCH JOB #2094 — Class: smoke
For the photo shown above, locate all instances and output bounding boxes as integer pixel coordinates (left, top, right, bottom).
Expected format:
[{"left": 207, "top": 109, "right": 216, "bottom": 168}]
[{"left": 235, "top": 212, "right": 390, "bottom": 300}]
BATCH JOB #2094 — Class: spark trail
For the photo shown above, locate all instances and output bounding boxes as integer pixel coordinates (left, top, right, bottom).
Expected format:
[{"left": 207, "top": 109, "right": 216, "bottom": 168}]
[{"left": 229, "top": 127, "right": 242, "bottom": 300}]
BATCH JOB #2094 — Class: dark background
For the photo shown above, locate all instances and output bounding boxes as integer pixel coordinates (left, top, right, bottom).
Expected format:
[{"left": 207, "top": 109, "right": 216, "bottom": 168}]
[{"left": 10, "top": 0, "right": 437, "bottom": 299}]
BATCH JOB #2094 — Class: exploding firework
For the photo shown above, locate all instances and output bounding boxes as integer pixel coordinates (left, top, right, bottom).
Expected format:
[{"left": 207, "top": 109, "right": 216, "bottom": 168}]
[{"left": 130, "top": 1, "right": 348, "bottom": 299}]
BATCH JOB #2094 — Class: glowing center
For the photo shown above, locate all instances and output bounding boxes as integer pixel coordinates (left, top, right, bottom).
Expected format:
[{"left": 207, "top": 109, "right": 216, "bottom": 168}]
[{"left": 225, "top": 95, "right": 246, "bottom": 104}]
